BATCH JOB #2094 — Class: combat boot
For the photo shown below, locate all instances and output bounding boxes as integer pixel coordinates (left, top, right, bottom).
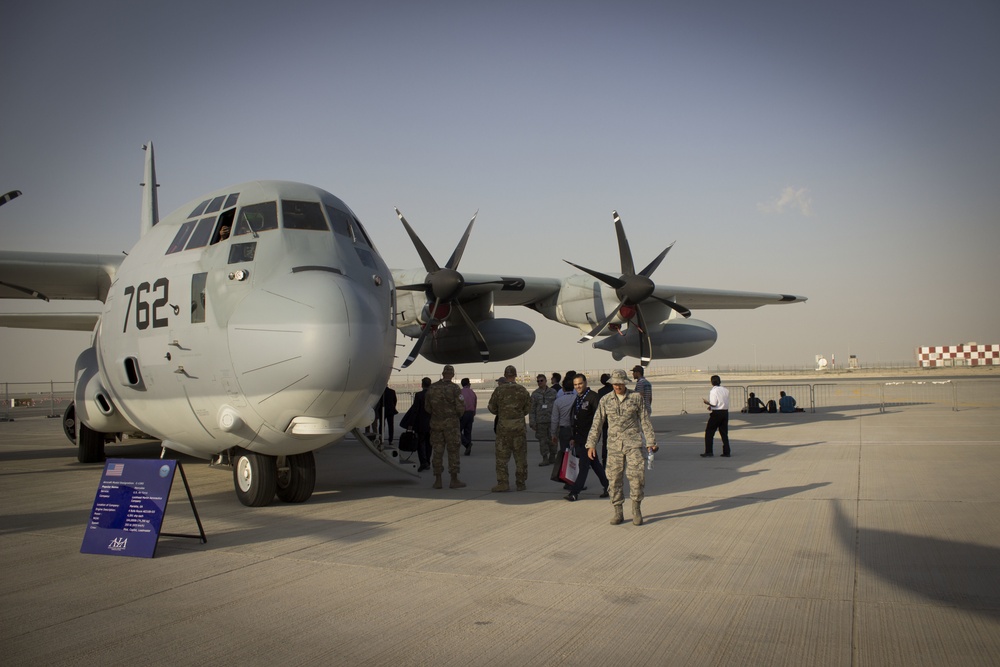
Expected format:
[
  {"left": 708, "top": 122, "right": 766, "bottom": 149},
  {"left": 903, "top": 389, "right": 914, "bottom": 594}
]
[
  {"left": 632, "top": 501, "right": 643, "bottom": 526},
  {"left": 432, "top": 475, "right": 442, "bottom": 489},
  {"left": 450, "top": 475, "right": 466, "bottom": 489},
  {"left": 491, "top": 483, "right": 509, "bottom": 492},
  {"left": 610, "top": 505, "right": 624, "bottom": 525}
]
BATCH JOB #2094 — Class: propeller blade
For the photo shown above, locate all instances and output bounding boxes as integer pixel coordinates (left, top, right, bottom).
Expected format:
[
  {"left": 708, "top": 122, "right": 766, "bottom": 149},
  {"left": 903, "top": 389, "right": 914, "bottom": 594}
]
[
  {"left": 0, "top": 190, "right": 22, "bottom": 207},
  {"left": 453, "top": 302, "right": 490, "bottom": 363},
  {"left": 634, "top": 306, "right": 652, "bottom": 366},
  {"left": 394, "top": 282, "right": 431, "bottom": 292},
  {"left": 651, "top": 295, "right": 692, "bottom": 318},
  {"left": 395, "top": 208, "right": 441, "bottom": 274},
  {"left": 612, "top": 211, "right": 636, "bottom": 276},
  {"left": 444, "top": 211, "right": 478, "bottom": 270},
  {"left": 578, "top": 299, "right": 625, "bottom": 343},
  {"left": 563, "top": 260, "right": 625, "bottom": 290},
  {"left": 638, "top": 242, "right": 674, "bottom": 277},
  {"left": 400, "top": 297, "right": 441, "bottom": 368},
  {"left": 401, "top": 325, "right": 431, "bottom": 368}
]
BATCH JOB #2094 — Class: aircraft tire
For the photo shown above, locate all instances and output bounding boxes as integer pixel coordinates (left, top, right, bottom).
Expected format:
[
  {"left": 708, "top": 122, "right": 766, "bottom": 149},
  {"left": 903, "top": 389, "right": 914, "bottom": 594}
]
[
  {"left": 78, "top": 422, "right": 106, "bottom": 463},
  {"left": 233, "top": 449, "right": 278, "bottom": 507},
  {"left": 275, "top": 451, "right": 316, "bottom": 503},
  {"left": 63, "top": 403, "right": 77, "bottom": 444}
]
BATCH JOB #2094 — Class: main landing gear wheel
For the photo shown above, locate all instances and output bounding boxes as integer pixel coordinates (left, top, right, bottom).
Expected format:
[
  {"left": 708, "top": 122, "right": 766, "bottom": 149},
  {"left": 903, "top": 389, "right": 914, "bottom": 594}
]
[
  {"left": 275, "top": 451, "right": 317, "bottom": 503},
  {"left": 233, "top": 449, "right": 278, "bottom": 507},
  {"left": 78, "top": 424, "right": 107, "bottom": 463}
]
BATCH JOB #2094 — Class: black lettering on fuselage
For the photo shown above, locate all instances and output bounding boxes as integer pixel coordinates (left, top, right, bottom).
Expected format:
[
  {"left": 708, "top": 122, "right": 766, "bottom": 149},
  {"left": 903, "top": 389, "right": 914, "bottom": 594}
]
[{"left": 122, "top": 278, "right": 170, "bottom": 332}]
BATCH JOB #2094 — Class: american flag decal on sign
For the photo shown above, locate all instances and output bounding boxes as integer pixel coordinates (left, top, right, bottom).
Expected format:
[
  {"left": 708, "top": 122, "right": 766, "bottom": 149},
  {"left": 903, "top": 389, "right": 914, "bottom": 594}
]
[{"left": 106, "top": 463, "right": 125, "bottom": 477}]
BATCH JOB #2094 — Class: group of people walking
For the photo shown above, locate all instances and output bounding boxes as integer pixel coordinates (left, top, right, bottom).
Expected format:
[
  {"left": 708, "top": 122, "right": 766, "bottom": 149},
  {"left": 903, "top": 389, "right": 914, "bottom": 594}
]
[{"left": 395, "top": 365, "right": 736, "bottom": 526}]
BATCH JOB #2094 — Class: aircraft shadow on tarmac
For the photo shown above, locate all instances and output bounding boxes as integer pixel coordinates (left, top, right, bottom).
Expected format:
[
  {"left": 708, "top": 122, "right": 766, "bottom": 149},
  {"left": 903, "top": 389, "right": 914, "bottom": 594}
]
[{"left": 832, "top": 502, "right": 1000, "bottom": 618}]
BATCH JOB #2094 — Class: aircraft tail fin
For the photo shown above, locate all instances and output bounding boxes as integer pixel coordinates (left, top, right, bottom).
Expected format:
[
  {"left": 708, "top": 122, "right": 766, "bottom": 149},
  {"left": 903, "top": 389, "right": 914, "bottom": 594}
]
[{"left": 140, "top": 142, "right": 159, "bottom": 235}]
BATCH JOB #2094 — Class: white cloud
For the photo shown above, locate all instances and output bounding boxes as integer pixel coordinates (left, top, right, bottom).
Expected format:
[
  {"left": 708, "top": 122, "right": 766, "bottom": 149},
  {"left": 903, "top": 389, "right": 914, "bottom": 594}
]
[{"left": 758, "top": 186, "right": 814, "bottom": 216}]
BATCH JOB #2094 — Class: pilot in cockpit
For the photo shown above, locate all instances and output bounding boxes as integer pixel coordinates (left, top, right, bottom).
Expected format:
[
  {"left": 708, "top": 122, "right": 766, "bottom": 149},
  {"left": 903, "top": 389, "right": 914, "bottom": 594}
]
[{"left": 217, "top": 224, "right": 231, "bottom": 242}]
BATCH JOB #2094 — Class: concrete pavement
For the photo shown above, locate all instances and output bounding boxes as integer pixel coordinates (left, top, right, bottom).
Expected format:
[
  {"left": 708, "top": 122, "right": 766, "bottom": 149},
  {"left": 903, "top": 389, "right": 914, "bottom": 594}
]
[{"left": 1, "top": 377, "right": 999, "bottom": 665}]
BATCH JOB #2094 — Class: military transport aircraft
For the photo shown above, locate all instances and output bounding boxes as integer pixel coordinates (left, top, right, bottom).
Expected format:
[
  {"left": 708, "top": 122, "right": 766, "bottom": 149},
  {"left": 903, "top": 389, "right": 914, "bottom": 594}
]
[{"left": 0, "top": 143, "right": 805, "bottom": 507}]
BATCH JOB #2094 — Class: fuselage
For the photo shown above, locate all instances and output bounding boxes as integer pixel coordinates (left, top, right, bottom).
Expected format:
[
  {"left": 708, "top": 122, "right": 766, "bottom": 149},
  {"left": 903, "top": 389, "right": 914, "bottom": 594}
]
[{"left": 91, "top": 181, "right": 396, "bottom": 459}]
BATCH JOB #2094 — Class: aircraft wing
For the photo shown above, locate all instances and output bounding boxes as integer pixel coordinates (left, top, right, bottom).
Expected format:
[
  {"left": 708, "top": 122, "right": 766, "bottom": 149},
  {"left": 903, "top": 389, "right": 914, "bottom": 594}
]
[
  {"left": 0, "top": 312, "right": 99, "bottom": 332},
  {"left": 0, "top": 251, "right": 122, "bottom": 302},
  {"left": 652, "top": 285, "right": 807, "bottom": 310}
]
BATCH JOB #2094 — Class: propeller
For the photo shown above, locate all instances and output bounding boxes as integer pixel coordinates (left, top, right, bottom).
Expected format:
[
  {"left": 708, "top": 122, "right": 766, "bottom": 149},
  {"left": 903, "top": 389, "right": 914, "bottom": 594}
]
[
  {"left": 564, "top": 210, "right": 691, "bottom": 366},
  {"left": 394, "top": 208, "right": 493, "bottom": 368}
]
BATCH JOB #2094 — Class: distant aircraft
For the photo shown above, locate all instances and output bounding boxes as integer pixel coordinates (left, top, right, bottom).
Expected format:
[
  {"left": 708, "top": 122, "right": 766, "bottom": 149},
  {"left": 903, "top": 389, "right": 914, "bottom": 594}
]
[{"left": 0, "top": 144, "right": 806, "bottom": 506}]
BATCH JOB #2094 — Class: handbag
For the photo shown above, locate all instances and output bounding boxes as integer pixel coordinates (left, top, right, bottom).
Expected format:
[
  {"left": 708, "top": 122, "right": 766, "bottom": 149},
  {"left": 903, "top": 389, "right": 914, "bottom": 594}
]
[
  {"left": 558, "top": 448, "right": 579, "bottom": 484},
  {"left": 398, "top": 430, "right": 418, "bottom": 452}
]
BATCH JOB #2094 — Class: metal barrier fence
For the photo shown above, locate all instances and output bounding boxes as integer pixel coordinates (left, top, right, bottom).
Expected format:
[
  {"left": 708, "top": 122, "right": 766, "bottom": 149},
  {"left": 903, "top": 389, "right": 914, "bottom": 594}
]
[
  {"left": 645, "top": 381, "right": 984, "bottom": 415},
  {"left": 4, "top": 378, "right": 992, "bottom": 423},
  {"left": 0, "top": 382, "right": 75, "bottom": 421}
]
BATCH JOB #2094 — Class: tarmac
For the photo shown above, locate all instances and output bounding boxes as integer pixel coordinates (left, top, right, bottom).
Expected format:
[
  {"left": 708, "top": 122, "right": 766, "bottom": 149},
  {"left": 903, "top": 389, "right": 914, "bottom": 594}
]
[{"left": 1, "top": 375, "right": 999, "bottom": 666}]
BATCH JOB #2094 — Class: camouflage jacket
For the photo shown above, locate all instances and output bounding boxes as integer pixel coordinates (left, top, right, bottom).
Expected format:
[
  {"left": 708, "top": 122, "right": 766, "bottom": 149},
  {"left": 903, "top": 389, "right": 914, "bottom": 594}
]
[
  {"left": 488, "top": 382, "right": 532, "bottom": 431},
  {"left": 424, "top": 379, "right": 465, "bottom": 428},
  {"left": 529, "top": 386, "right": 557, "bottom": 427},
  {"left": 586, "top": 388, "right": 656, "bottom": 452}
]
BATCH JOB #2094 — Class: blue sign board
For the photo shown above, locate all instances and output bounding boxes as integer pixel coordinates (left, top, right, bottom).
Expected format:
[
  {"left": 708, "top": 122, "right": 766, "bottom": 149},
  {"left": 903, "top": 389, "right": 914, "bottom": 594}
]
[{"left": 81, "top": 458, "right": 177, "bottom": 558}]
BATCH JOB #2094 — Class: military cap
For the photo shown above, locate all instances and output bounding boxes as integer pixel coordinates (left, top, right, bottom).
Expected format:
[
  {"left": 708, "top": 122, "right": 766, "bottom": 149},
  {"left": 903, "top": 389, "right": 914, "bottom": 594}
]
[
  {"left": 442, "top": 364, "right": 455, "bottom": 375},
  {"left": 610, "top": 369, "right": 629, "bottom": 385},
  {"left": 632, "top": 365, "right": 644, "bottom": 373},
  {"left": 504, "top": 364, "right": 517, "bottom": 376}
]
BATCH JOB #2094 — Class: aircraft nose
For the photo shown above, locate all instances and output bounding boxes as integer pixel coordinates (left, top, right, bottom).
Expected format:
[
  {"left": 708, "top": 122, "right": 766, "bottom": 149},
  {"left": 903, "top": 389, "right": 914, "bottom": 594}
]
[{"left": 227, "top": 269, "right": 393, "bottom": 430}]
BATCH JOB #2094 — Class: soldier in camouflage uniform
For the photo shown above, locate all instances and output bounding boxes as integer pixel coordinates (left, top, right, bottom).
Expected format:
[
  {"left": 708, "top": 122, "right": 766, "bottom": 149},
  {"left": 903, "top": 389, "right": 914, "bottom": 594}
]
[
  {"left": 488, "top": 365, "right": 532, "bottom": 491},
  {"left": 585, "top": 369, "right": 658, "bottom": 525},
  {"left": 529, "top": 374, "right": 558, "bottom": 466},
  {"left": 424, "top": 365, "right": 467, "bottom": 489}
]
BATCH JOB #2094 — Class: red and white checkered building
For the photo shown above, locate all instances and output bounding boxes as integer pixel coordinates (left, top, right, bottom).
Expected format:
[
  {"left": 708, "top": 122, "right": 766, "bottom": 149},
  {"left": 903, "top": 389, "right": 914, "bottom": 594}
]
[{"left": 916, "top": 343, "right": 1000, "bottom": 367}]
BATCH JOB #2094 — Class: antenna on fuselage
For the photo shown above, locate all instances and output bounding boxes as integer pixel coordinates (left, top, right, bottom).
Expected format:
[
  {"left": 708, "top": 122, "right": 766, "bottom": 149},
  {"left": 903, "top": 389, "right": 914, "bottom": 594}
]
[{"left": 140, "top": 142, "right": 160, "bottom": 236}]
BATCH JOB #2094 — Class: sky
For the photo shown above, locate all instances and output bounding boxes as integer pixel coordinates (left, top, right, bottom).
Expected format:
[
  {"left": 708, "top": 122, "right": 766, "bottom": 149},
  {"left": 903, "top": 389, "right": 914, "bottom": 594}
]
[{"left": 1, "top": 0, "right": 998, "bottom": 383}]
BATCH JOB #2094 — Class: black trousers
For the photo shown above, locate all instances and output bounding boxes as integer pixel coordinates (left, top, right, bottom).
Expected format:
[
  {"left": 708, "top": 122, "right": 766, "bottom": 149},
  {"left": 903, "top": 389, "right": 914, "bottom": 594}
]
[
  {"left": 568, "top": 444, "right": 608, "bottom": 494},
  {"left": 705, "top": 409, "right": 730, "bottom": 455}
]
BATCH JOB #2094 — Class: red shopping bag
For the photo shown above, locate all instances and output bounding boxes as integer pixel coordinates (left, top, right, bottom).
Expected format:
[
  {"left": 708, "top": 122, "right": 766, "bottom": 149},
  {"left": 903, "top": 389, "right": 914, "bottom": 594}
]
[{"left": 558, "top": 448, "right": 579, "bottom": 484}]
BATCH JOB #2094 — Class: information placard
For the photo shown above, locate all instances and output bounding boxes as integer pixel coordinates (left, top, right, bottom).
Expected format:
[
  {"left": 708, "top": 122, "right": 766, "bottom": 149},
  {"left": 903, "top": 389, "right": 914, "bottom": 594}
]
[{"left": 81, "top": 458, "right": 177, "bottom": 558}]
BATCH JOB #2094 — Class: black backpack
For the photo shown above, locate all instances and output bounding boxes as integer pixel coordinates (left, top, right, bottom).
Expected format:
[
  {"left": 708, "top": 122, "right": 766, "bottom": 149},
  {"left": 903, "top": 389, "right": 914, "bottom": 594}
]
[{"left": 766, "top": 399, "right": 777, "bottom": 413}]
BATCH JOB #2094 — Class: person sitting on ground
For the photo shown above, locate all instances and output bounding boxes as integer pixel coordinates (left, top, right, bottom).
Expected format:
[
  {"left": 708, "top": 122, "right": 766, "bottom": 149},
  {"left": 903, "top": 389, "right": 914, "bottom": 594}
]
[
  {"left": 746, "top": 392, "right": 766, "bottom": 413},
  {"left": 778, "top": 391, "right": 803, "bottom": 413}
]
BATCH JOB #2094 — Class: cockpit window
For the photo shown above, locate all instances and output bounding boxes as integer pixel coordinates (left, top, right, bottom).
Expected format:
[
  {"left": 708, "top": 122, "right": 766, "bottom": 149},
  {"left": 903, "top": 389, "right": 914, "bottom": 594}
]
[
  {"left": 352, "top": 218, "right": 376, "bottom": 248},
  {"left": 233, "top": 202, "right": 278, "bottom": 236},
  {"left": 188, "top": 199, "right": 210, "bottom": 218},
  {"left": 355, "top": 247, "right": 378, "bottom": 270},
  {"left": 228, "top": 242, "right": 256, "bottom": 264},
  {"left": 223, "top": 193, "right": 240, "bottom": 209},
  {"left": 185, "top": 216, "right": 217, "bottom": 250},
  {"left": 204, "top": 195, "right": 227, "bottom": 214},
  {"left": 166, "top": 220, "right": 197, "bottom": 254},
  {"left": 283, "top": 200, "right": 329, "bottom": 231},
  {"left": 325, "top": 205, "right": 355, "bottom": 240}
]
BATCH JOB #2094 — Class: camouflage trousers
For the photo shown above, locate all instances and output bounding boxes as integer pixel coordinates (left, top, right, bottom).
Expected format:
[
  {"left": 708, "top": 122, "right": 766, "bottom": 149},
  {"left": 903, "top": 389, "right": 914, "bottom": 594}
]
[
  {"left": 605, "top": 446, "right": 645, "bottom": 507},
  {"left": 430, "top": 425, "right": 462, "bottom": 476},
  {"left": 533, "top": 421, "right": 555, "bottom": 461},
  {"left": 495, "top": 425, "right": 528, "bottom": 487}
]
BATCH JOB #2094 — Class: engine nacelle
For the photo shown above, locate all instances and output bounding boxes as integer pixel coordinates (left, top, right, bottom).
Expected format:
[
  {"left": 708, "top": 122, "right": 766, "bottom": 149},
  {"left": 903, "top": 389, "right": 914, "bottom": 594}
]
[
  {"left": 593, "top": 319, "right": 718, "bottom": 360},
  {"left": 416, "top": 318, "right": 535, "bottom": 364},
  {"left": 74, "top": 346, "right": 136, "bottom": 435}
]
